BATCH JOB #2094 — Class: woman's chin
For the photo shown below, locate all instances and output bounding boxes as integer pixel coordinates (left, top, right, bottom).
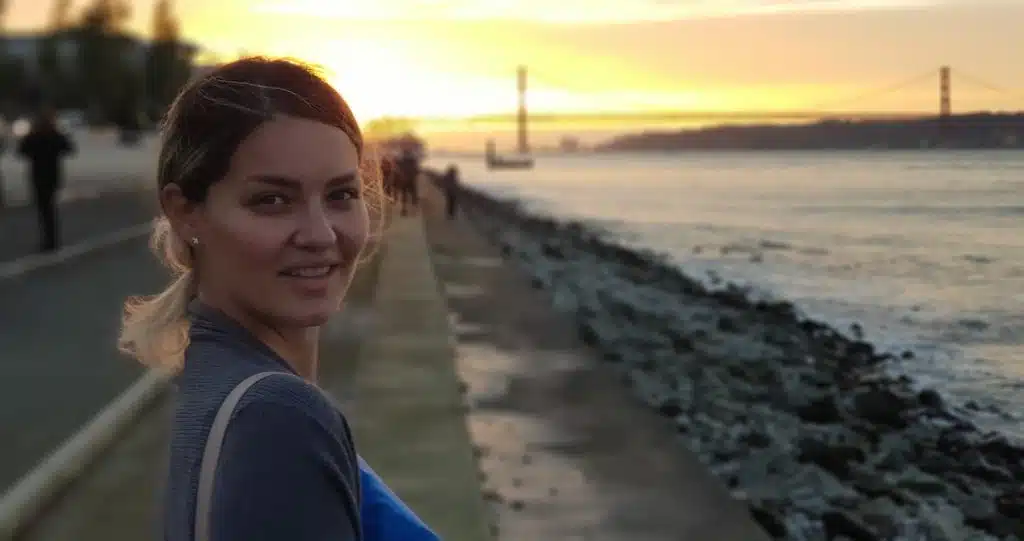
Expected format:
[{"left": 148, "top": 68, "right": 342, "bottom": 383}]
[{"left": 280, "top": 302, "right": 338, "bottom": 328}]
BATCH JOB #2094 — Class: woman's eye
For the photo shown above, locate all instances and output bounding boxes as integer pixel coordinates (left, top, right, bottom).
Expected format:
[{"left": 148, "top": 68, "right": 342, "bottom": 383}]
[
  {"left": 329, "top": 189, "right": 360, "bottom": 201},
  {"left": 252, "top": 193, "right": 288, "bottom": 207}
]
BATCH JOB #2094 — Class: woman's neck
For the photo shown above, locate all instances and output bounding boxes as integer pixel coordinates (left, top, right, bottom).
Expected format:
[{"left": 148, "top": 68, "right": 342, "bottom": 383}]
[
  {"left": 198, "top": 294, "right": 321, "bottom": 380},
  {"left": 257, "top": 327, "right": 320, "bottom": 380}
]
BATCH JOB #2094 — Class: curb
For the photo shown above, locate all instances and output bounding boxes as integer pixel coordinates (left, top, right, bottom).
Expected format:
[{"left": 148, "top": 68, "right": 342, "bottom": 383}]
[
  {"left": 0, "top": 223, "right": 151, "bottom": 280},
  {"left": 0, "top": 369, "right": 172, "bottom": 539}
]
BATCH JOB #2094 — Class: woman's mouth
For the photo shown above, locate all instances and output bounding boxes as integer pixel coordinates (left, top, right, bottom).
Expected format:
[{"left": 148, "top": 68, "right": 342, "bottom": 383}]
[{"left": 279, "top": 265, "right": 339, "bottom": 278}]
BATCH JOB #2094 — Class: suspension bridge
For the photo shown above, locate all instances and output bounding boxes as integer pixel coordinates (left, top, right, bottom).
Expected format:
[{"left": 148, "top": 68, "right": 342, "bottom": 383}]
[{"left": 419, "top": 66, "right": 1024, "bottom": 125}]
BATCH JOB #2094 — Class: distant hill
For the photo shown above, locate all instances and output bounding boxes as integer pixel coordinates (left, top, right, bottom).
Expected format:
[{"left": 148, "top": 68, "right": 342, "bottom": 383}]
[{"left": 597, "top": 113, "right": 1024, "bottom": 151}]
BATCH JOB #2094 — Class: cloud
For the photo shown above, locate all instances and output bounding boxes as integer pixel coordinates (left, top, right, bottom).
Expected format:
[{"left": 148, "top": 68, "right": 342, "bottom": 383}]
[{"left": 250, "top": 0, "right": 939, "bottom": 23}]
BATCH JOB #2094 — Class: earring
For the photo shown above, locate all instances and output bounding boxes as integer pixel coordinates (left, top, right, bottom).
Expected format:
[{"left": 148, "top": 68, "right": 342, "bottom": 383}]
[{"left": 190, "top": 236, "right": 200, "bottom": 246}]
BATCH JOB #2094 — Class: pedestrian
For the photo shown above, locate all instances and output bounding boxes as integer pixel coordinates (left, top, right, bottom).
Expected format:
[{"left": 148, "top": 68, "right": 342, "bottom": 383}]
[
  {"left": 396, "top": 147, "right": 420, "bottom": 215},
  {"left": 17, "top": 107, "right": 75, "bottom": 252},
  {"left": 441, "top": 164, "right": 460, "bottom": 220},
  {"left": 118, "top": 57, "right": 439, "bottom": 541}
]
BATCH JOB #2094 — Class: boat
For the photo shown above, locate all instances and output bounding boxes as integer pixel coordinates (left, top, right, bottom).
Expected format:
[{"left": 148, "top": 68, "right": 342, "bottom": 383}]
[
  {"left": 485, "top": 139, "right": 534, "bottom": 169},
  {"left": 483, "top": 66, "right": 535, "bottom": 170}
]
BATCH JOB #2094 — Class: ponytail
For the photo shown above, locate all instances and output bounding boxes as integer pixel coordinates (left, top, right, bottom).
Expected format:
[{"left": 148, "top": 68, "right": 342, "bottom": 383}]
[{"left": 118, "top": 217, "right": 197, "bottom": 372}]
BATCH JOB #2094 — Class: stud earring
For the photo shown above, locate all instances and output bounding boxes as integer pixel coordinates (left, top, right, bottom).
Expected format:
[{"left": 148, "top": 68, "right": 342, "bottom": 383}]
[{"left": 190, "top": 236, "right": 200, "bottom": 246}]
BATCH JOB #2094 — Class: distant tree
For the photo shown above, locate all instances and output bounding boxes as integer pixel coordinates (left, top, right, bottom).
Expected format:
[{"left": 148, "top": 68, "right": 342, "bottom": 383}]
[
  {"left": 75, "top": 0, "right": 134, "bottom": 123},
  {"left": 0, "top": 0, "right": 27, "bottom": 114},
  {"left": 37, "top": 0, "right": 75, "bottom": 107},
  {"left": 145, "top": 0, "right": 190, "bottom": 120}
]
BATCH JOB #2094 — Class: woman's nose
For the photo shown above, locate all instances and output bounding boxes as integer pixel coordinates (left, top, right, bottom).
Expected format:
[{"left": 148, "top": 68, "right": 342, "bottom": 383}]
[{"left": 293, "top": 204, "right": 337, "bottom": 249}]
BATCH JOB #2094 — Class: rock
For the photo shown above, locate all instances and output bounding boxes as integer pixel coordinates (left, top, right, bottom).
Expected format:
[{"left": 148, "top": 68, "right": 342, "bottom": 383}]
[
  {"left": 995, "top": 488, "right": 1024, "bottom": 519},
  {"left": 717, "top": 315, "right": 740, "bottom": 332},
  {"left": 747, "top": 500, "right": 788, "bottom": 538},
  {"left": 849, "top": 467, "right": 890, "bottom": 498},
  {"left": 795, "top": 395, "right": 843, "bottom": 424},
  {"left": 890, "top": 466, "right": 948, "bottom": 497},
  {"left": 797, "top": 437, "right": 866, "bottom": 480},
  {"left": 854, "top": 497, "right": 905, "bottom": 539},
  {"left": 657, "top": 398, "right": 683, "bottom": 418},
  {"left": 822, "top": 509, "right": 878, "bottom": 541},
  {"left": 738, "top": 429, "right": 774, "bottom": 449},
  {"left": 918, "top": 388, "right": 944, "bottom": 410},
  {"left": 850, "top": 386, "right": 918, "bottom": 428},
  {"left": 918, "top": 502, "right": 974, "bottom": 541},
  {"left": 949, "top": 489, "right": 998, "bottom": 531},
  {"left": 960, "top": 449, "right": 1015, "bottom": 483}
]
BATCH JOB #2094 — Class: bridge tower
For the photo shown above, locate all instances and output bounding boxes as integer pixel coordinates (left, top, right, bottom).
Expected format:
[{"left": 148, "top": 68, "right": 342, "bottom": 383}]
[
  {"left": 517, "top": 65, "right": 529, "bottom": 155},
  {"left": 938, "top": 65, "right": 952, "bottom": 145},
  {"left": 939, "top": 66, "right": 951, "bottom": 118}
]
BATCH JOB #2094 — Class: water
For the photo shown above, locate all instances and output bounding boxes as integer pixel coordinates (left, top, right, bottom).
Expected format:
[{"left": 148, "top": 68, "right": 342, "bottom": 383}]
[{"left": 429, "top": 150, "right": 1024, "bottom": 438}]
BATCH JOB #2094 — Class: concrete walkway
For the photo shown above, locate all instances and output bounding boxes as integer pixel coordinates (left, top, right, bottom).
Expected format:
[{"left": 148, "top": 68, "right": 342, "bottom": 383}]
[{"left": 347, "top": 214, "right": 493, "bottom": 541}]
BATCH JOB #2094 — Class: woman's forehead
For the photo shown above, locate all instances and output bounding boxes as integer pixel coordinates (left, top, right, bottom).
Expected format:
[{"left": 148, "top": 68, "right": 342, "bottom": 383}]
[{"left": 228, "top": 117, "right": 360, "bottom": 181}]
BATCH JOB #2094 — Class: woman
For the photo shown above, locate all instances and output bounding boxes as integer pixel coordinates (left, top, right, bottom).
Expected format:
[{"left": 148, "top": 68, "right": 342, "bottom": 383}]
[{"left": 119, "top": 57, "right": 436, "bottom": 540}]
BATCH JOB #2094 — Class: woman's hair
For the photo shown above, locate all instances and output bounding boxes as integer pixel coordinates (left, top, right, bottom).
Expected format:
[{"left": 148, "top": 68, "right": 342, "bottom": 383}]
[{"left": 119, "top": 56, "right": 383, "bottom": 372}]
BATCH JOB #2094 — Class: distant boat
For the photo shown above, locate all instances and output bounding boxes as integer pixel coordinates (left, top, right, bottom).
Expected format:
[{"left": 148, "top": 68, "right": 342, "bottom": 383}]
[
  {"left": 483, "top": 66, "right": 535, "bottom": 170},
  {"left": 485, "top": 139, "right": 535, "bottom": 170}
]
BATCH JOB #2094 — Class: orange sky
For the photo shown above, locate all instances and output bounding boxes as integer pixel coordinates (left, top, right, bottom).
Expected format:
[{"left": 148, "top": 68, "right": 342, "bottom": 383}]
[{"left": 6, "top": 0, "right": 1024, "bottom": 123}]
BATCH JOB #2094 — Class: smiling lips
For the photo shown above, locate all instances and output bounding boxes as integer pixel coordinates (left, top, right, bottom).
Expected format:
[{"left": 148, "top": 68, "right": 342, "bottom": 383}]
[
  {"left": 279, "top": 264, "right": 341, "bottom": 296},
  {"left": 280, "top": 265, "right": 338, "bottom": 278}
]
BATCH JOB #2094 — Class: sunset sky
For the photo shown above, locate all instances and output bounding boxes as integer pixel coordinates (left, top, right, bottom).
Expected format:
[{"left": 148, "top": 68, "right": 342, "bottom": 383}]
[{"left": 5, "top": 0, "right": 1024, "bottom": 123}]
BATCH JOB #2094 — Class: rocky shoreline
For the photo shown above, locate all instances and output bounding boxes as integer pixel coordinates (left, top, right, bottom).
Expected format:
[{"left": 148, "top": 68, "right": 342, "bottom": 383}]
[{"left": 450, "top": 184, "right": 1024, "bottom": 541}]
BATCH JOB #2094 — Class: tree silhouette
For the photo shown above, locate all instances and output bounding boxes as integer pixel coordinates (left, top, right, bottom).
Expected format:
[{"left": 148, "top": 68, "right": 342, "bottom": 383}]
[
  {"left": 76, "top": 0, "right": 134, "bottom": 123},
  {"left": 0, "top": 0, "right": 27, "bottom": 113},
  {"left": 37, "top": 0, "right": 75, "bottom": 105},
  {"left": 145, "top": 0, "right": 191, "bottom": 120}
]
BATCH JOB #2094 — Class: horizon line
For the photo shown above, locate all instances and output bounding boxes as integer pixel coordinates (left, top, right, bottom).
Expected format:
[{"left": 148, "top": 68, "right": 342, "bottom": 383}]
[{"left": 367, "top": 109, "right": 1024, "bottom": 125}]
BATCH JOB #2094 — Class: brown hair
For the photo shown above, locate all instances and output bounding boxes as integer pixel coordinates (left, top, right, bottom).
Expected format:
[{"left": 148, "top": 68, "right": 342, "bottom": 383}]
[{"left": 119, "top": 56, "right": 383, "bottom": 371}]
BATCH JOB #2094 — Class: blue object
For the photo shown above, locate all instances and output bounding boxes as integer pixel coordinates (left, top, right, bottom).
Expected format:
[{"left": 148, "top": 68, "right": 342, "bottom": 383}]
[{"left": 359, "top": 457, "right": 442, "bottom": 541}]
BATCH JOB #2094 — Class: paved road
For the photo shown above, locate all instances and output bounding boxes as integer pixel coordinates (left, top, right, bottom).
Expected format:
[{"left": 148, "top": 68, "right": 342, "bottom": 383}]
[
  {"left": 0, "top": 190, "right": 157, "bottom": 264},
  {"left": 0, "top": 238, "right": 165, "bottom": 492}
]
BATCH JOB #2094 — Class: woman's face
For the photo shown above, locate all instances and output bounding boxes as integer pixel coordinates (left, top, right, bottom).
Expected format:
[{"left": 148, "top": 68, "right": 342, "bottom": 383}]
[{"left": 183, "top": 115, "right": 368, "bottom": 329}]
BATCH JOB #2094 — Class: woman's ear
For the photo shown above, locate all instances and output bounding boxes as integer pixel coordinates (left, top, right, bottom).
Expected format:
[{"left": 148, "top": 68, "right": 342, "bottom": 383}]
[{"left": 160, "top": 183, "right": 199, "bottom": 241}]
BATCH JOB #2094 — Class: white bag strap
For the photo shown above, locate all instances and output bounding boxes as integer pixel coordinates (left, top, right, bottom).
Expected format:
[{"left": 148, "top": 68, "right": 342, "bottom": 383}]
[{"left": 194, "top": 371, "right": 283, "bottom": 541}]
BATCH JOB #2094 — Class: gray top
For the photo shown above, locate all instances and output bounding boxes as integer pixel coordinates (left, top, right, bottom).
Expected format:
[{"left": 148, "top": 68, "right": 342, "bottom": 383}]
[{"left": 163, "top": 300, "right": 361, "bottom": 541}]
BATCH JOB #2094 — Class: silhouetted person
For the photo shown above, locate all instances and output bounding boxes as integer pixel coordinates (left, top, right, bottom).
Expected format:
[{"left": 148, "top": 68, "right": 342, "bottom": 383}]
[
  {"left": 396, "top": 148, "right": 420, "bottom": 216},
  {"left": 441, "top": 164, "right": 460, "bottom": 220},
  {"left": 380, "top": 154, "right": 397, "bottom": 201},
  {"left": 17, "top": 109, "right": 75, "bottom": 252}
]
